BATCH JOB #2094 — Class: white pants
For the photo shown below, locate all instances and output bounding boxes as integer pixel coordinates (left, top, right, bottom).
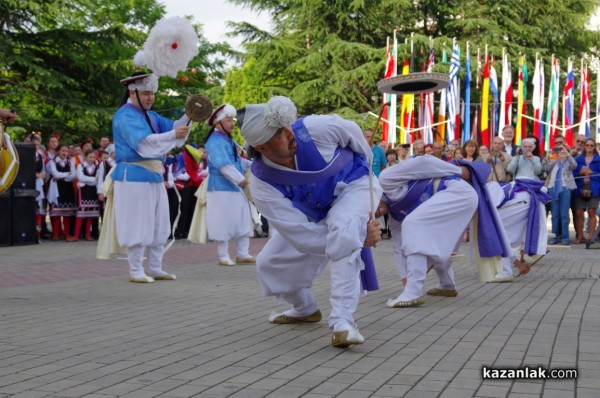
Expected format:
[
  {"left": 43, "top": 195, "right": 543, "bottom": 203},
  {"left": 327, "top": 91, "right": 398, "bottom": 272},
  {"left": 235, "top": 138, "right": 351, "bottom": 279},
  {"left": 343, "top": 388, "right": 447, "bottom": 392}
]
[
  {"left": 114, "top": 181, "right": 170, "bottom": 277},
  {"left": 390, "top": 179, "right": 478, "bottom": 296},
  {"left": 256, "top": 176, "right": 381, "bottom": 331}
]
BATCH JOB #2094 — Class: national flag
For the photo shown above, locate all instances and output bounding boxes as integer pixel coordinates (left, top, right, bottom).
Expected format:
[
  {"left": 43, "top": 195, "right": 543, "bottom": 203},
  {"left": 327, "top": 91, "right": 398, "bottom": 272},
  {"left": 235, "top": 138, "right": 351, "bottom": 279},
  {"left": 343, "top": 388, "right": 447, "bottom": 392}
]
[
  {"left": 381, "top": 37, "right": 397, "bottom": 144},
  {"left": 563, "top": 60, "right": 575, "bottom": 145},
  {"left": 481, "top": 57, "right": 490, "bottom": 147},
  {"left": 489, "top": 59, "right": 499, "bottom": 138},
  {"left": 578, "top": 64, "right": 591, "bottom": 138},
  {"left": 532, "top": 57, "right": 545, "bottom": 152},
  {"left": 544, "top": 57, "right": 560, "bottom": 152},
  {"left": 597, "top": 69, "right": 600, "bottom": 142},
  {"left": 423, "top": 46, "right": 435, "bottom": 143},
  {"left": 399, "top": 60, "right": 415, "bottom": 143},
  {"left": 438, "top": 85, "right": 447, "bottom": 140},
  {"left": 463, "top": 44, "right": 471, "bottom": 143},
  {"left": 499, "top": 53, "right": 513, "bottom": 134},
  {"left": 446, "top": 44, "right": 461, "bottom": 143},
  {"left": 515, "top": 56, "right": 526, "bottom": 144}
]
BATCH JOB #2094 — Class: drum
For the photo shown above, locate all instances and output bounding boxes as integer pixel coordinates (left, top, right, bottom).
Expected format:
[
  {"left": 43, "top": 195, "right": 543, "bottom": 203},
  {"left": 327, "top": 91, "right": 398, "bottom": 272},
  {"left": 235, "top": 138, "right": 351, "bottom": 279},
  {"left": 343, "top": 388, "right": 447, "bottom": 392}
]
[{"left": 0, "top": 129, "right": 19, "bottom": 194}]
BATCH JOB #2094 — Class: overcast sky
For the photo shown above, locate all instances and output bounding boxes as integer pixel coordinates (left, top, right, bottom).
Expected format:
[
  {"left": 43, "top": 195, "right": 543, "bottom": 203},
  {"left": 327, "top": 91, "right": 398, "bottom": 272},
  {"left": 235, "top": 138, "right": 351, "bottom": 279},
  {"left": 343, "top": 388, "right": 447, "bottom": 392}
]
[{"left": 159, "top": 0, "right": 271, "bottom": 51}]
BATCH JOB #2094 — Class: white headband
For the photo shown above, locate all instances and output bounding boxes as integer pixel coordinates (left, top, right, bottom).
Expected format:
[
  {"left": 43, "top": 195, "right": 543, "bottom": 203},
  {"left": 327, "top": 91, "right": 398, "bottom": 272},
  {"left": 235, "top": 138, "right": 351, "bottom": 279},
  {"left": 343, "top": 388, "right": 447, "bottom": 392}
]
[
  {"left": 127, "top": 74, "right": 159, "bottom": 93},
  {"left": 240, "top": 96, "right": 297, "bottom": 147},
  {"left": 212, "top": 104, "right": 236, "bottom": 126}
]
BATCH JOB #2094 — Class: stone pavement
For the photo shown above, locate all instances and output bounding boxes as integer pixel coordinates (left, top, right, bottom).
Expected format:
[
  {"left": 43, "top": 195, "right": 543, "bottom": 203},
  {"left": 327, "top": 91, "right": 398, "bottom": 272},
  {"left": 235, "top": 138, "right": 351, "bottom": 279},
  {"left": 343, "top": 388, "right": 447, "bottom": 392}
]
[{"left": 0, "top": 236, "right": 599, "bottom": 398}]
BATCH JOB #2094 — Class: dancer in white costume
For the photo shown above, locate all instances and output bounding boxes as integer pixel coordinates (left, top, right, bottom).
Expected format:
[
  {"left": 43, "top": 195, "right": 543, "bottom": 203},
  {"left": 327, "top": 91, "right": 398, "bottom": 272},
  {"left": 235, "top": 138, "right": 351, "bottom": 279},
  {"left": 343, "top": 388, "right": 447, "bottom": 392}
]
[
  {"left": 239, "top": 96, "right": 382, "bottom": 348},
  {"left": 487, "top": 179, "right": 551, "bottom": 279},
  {"left": 377, "top": 155, "right": 478, "bottom": 307},
  {"left": 205, "top": 104, "right": 255, "bottom": 266}
]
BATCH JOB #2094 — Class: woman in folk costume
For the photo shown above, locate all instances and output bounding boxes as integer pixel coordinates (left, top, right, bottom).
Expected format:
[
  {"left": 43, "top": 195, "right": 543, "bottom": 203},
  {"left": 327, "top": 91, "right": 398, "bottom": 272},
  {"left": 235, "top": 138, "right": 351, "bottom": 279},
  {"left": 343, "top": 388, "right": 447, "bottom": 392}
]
[
  {"left": 107, "top": 71, "right": 191, "bottom": 282},
  {"left": 47, "top": 143, "right": 77, "bottom": 240},
  {"left": 204, "top": 104, "right": 255, "bottom": 266},
  {"left": 29, "top": 133, "right": 51, "bottom": 240},
  {"left": 68, "top": 149, "right": 100, "bottom": 242},
  {"left": 96, "top": 148, "right": 115, "bottom": 220}
]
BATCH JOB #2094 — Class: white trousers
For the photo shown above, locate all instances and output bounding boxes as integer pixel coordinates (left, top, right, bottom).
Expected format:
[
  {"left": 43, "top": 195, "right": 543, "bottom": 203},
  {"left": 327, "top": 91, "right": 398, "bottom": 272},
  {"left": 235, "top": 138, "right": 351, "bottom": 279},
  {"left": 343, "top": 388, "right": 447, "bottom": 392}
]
[
  {"left": 390, "top": 179, "right": 478, "bottom": 296},
  {"left": 256, "top": 176, "right": 381, "bottom": 331}
]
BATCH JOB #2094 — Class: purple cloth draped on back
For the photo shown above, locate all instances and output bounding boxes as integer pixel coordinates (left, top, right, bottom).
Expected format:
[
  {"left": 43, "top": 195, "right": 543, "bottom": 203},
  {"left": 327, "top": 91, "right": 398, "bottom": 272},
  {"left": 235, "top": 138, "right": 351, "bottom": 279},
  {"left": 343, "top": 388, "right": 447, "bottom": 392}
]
[
  {"left": 513, "top": 178, "right": 553, "bottom": 255},
  {"left": 457, "top": 160, "right": 511, "bottom": 258}
]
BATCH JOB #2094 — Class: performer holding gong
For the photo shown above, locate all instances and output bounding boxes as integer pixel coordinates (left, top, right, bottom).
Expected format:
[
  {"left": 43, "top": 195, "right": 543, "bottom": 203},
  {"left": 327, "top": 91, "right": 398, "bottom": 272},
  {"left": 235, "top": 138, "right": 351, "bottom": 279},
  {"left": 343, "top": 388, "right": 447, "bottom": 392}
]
[{"left": 97, "top": 17, "right": 211, "bottom": 283}]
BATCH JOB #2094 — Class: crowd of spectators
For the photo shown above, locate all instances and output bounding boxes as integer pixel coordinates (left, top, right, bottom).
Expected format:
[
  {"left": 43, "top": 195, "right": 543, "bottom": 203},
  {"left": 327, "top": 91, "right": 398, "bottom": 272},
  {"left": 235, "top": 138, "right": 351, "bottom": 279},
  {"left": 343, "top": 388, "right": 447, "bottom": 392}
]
[{"left": 368, "top": 125, "right": 600, "bottom": 246}]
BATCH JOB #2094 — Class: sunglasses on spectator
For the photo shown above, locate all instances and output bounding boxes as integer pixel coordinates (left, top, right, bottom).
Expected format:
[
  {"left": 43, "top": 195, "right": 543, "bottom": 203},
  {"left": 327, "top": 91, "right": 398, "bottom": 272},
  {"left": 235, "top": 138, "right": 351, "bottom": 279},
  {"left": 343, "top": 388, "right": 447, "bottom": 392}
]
[
  {"left": 555, "top": 141, "right": 564, "bottom": 145},
  {"left": 585, "top": 144, "right": 595, "bottom": 147},
  {"left": 576, "top": 140, "right": 585, "bottom": 143}
]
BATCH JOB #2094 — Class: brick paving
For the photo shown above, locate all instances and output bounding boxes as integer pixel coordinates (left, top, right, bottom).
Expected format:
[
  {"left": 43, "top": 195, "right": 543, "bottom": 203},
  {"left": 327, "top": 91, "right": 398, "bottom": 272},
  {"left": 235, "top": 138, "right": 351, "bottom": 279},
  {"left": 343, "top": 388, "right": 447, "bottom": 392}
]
[{"left": 0, "top": 234, "right": 598, "bottom": 397}]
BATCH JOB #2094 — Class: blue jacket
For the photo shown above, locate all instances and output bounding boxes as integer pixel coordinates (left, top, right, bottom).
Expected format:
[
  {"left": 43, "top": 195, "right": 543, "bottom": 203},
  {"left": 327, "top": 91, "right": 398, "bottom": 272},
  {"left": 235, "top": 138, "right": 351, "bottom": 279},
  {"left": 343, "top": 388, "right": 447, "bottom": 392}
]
[
  {"left": 111, "top": 104, "right": 174, "bottom": 183},
  {"left": 573, "top": 153, "right": 600, "bottom": 197},
  {"left": 205, "top": 130, "right": 244, "bottom": 192}
]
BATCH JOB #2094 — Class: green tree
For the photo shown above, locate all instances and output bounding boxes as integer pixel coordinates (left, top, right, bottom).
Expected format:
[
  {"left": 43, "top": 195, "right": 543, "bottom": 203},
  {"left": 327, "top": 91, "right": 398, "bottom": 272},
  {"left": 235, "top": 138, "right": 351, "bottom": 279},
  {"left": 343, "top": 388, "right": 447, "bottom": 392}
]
[
  {"left": 0, "top": 0, "right": 229, "bottom": 144},
  {"left": 226, "top": 0, "right": 600, "bottom": 129}
]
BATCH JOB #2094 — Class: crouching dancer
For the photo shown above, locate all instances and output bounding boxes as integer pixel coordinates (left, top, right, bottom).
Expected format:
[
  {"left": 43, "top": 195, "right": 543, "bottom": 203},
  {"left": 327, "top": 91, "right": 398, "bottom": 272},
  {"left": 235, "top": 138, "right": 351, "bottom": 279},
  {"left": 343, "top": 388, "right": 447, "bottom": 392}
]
[
  {"left": 238, "top": 96, "right": 382, "bottom": 348},
  {"left": 377, "top": 155, "right": 478, "bottom": 307}
]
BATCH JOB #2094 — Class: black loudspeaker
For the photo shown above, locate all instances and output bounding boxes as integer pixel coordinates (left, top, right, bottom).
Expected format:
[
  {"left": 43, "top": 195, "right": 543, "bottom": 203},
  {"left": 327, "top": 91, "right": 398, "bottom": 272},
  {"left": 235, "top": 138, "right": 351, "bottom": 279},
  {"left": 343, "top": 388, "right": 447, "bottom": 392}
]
[
  {"left": 11, "top": 189, "right": 37, "bottom": 246},
  {"left": 13, "top": 143, "right": 36, "bottom": 190},
  {"left": 0, "top": 190, "right": 11, "bottom": 246}
]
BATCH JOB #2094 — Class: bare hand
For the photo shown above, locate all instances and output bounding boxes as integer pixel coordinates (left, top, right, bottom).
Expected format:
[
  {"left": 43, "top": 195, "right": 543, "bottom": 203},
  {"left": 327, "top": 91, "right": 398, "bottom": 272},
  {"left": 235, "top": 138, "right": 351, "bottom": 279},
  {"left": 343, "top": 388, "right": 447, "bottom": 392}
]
[
  {"left": 498, "top": 152, "right": 505, "bottom": 161},
  {"left": 175, "top": 125, "right": 191, "bottom": 140},
  {"left": 98, "top": 193, "right": 105, "bottom": 202},
  {"left": 460, "top": 166, "right": 471, "bottom": 181},
  {"left": 375, "top": 201, "right": 389, "bottom": 218},
  {"left": 0, "top": 109, "right": 17, "bottom": 124},
  {"left": 363, "top": 218, "right": 381, "bottom": 248},
  {"left": 239, "top": 178, "right": 249, "bottom": 188}
]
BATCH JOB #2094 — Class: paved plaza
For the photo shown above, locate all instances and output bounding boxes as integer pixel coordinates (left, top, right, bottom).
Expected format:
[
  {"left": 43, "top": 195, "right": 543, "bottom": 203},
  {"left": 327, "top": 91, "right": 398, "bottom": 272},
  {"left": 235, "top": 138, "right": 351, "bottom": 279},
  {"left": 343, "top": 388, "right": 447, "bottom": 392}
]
[{"left": 0, "top": 235, "right": 599, "bottom": 398}]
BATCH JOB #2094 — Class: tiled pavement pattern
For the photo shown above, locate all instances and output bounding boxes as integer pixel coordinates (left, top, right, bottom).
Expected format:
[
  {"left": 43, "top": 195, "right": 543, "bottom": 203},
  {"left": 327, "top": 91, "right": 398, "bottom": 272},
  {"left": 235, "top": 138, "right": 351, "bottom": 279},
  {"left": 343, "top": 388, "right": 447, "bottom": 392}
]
[{"left": 0, "top": 236, "right": 599, "bottom": 398}]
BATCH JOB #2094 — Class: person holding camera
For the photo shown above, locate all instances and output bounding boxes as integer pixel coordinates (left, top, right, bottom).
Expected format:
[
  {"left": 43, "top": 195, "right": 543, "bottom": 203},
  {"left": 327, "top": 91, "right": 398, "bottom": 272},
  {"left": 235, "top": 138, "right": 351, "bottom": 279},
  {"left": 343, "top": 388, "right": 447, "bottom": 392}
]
[
  {"left": 544, "top": 142, "right": 577, "bottom": 245},
  {"left": 507, "top": 138, "right": 542, "bottom": 180},
  {"left": 484, "top": 137, "right": 512, "bottom": 182},
  {"left": 573, "top": 138, "right": 600, "bottom": 244}
]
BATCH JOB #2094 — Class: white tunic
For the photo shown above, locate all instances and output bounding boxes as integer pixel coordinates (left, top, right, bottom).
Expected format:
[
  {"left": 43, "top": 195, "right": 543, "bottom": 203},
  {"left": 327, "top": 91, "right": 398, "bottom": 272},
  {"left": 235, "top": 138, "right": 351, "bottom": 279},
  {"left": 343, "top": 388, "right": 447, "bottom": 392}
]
[{"left": 250, "top": 114, "right": 381, "bottom": 331}]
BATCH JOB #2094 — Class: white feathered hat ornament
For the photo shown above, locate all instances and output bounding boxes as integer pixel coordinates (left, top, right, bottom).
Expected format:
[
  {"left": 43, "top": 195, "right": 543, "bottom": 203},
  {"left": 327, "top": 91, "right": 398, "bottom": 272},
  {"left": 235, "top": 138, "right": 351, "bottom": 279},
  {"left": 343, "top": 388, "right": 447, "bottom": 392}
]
[{"left": 134, "top": 16, "right": 198, "bottom": 78}]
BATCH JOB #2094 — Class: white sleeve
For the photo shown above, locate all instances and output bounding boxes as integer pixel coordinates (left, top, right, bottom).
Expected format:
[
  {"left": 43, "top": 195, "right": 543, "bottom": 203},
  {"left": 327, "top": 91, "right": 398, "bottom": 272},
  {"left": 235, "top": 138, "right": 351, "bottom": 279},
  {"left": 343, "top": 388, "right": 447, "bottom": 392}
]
[
  {"left": 167, "top": 164, "right": 175, "bottom": 188},
  {"left": 250, "top": 174, "right": 328, "bottom": 254},
  {"left": 48, "top": 161, "right": 69, "bottom": 179},
  {"left": 77, "top": 165, "right": 97, "bottom": 185},
  {"left": 304, "top": 115, "right": 372, "bottom": 162},
  {"left": 378, "top": 155, "right": 462, "bottom": 200},
  {"left": 97, "top": 163, "right": 105, "bottom": 193},
  {"left": 173, "top": 114, "right": 191, "bottom": 128},
  {"left": 220, "top": 164, "right": 246, "bottom": 185},
  {"left": 65, "top": 160, "right": 77, "bottom": 182},
  {"left": 136, "top": 131, "right": 185, "bottom": 158}
]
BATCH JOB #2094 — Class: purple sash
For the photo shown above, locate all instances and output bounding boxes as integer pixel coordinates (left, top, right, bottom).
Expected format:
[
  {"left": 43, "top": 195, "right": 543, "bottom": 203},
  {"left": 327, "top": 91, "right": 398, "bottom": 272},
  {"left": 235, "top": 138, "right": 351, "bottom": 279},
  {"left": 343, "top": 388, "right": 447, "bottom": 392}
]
[{"left": 251, "top": 148, "right": 354, "bottom": 185}]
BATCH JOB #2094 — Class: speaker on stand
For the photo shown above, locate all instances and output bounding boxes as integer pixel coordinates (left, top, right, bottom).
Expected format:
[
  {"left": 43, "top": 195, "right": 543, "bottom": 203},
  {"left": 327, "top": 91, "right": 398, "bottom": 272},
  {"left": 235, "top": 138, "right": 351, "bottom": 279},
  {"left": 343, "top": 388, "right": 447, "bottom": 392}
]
[
  {"left": 11, "top": 189, "right": 37, "bottom": 245},
  {"left": 12, "top": 142, "right": 36, "bottom": 190},
  {"left": 0, "top": 190, "right": 11, "bottom": 246}
]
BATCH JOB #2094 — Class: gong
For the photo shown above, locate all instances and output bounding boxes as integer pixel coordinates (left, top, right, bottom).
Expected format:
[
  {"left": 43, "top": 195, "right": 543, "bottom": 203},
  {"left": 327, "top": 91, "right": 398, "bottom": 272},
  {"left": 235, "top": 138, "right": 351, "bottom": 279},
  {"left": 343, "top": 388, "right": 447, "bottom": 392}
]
[
  {"left": 185, "top": 94, "right": 213, "bottom": 122},
  {"left": 377, "top": 72, "right": 450, "bottom": 95}
]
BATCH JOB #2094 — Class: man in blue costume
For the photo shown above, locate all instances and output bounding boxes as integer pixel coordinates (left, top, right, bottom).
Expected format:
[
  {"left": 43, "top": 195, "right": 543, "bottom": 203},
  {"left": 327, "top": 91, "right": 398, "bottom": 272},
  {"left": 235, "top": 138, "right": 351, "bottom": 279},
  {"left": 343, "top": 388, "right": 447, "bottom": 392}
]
[
  {"left": 238, "top": 96, "right": 382, "bottom": 348},
  {"left": 205, "top": 104, "right": 255, "bottom": 266},
  {"left": 110, "top": 71, "right": 191, "bottom": 283}
]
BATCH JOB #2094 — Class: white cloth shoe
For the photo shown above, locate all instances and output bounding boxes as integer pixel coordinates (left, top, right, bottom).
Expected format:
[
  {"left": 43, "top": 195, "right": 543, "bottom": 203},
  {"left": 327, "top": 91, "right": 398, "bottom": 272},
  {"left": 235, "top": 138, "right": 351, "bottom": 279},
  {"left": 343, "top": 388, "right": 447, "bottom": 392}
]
[
  {"left": 331, "top": 326, "right": 365, "bottom": 348},
  {"left": 128, "top": 275, "right": 155, "bottom": 283},
  {"left": 219, "top": 258, "right": 235, "bottom": 266},
  {"left": 386, "top": 292, "right": 426, "bottom": 308}
]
